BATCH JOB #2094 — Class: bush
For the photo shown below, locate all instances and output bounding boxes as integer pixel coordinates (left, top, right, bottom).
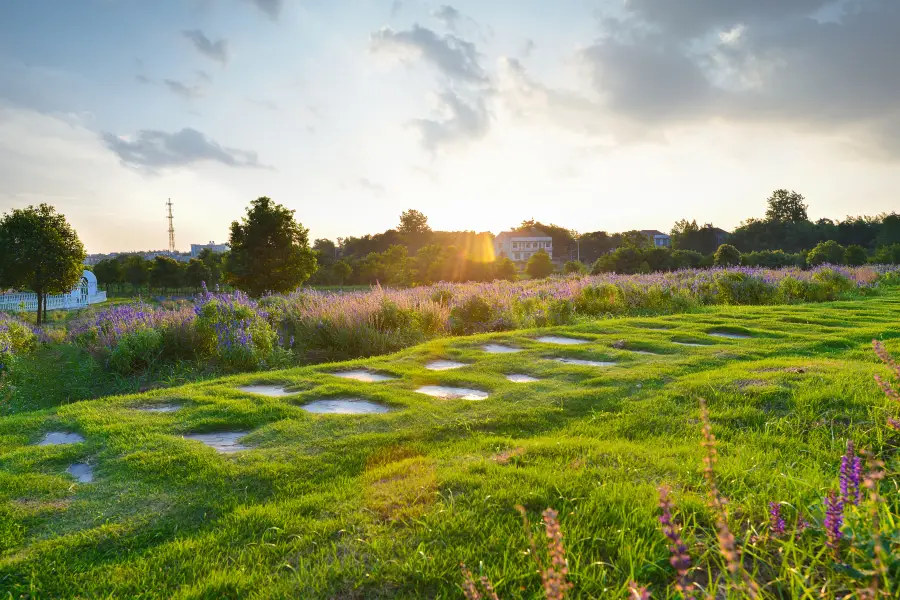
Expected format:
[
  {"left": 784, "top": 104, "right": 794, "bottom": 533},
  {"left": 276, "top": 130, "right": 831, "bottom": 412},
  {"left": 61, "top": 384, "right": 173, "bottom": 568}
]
[
  {"left": 449, "top": 296, "right": 506, "bottom": 335},
  {"left": 807, "top": 240, "right": 846, "bottom": 266},
  {"left": 741, "top": 250, "right": 803, "bottom": 268},
  {"left": 870, "top": 243, "right": 900, "bottom": 264},
  {"left": 563, "top": 261, "right": 588, "bottom": 275},
  {"left": 0, "top": 315, "right": 37, "bottom": 369},
  {"left": 194, "top": 292, "right": 277, "bottom": 371},
  {"left": 714, "top": 271, "right": 777, "bottom": 305},
  {"left": 493, "top": 257, "right": 517, "bottom": 281},
  {"left": 713, "top": 244, "right": 741, "bottom": 267},
  {"left": 671, "top": 250, "right": 703, "bottom": 269},
  {"left": 108, "top": 328, "right": 163, "bottom": 375},
  {"left": 574, "top": 284, "right": 625, "bottom": 316},
  {"left": 525, "top": 250, "right": 554, "bottom": 279},
  {"left": 843, "top": 245, "right": 868, "bottom": 266}
]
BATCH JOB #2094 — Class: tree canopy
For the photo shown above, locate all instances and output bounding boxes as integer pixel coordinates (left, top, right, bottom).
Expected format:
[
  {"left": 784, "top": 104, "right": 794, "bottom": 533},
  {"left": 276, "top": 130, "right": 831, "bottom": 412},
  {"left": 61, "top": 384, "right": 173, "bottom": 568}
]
[
  {"left": 765, "top": 189, "right": 808, "bottom": 223},
  {"left": 225, "top": 197, "right": 318, "bottom": 296},
  {"left": 0, "top": 204, "right": 85, "bottom": 325},
  {"left": 398, "top": 209, "right": 431, "bottom": 236}
]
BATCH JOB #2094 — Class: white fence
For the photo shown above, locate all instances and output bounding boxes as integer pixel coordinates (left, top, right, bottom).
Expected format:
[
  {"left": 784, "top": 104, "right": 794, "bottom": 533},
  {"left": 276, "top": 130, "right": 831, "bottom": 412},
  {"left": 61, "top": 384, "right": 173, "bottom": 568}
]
[{"left": 0, "top": 290, "right": 107, "bottom": 313}]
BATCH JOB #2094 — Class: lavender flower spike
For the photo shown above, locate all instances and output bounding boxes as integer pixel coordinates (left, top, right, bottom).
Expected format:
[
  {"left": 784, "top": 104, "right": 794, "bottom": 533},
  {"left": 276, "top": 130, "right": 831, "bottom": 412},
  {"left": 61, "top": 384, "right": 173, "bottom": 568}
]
[
  {"left": 823, "top": 490, "right": 844, "bottom": 552},
  {"left": 768, "top": 502, "right": 786, "bottom": 537},
  {"left": 839, "top": 440, "right": 862, "bottom": 507}
]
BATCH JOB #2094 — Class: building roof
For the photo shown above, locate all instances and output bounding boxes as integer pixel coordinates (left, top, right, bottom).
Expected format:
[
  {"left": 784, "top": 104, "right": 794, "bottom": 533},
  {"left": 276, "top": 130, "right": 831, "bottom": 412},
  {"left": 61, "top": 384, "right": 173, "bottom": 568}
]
[
  {"left": 498, "top": 227, "right": 551, "bottom": 239},
  {"left": 640, "top": 229, "right": 668, "bottom": 237}
]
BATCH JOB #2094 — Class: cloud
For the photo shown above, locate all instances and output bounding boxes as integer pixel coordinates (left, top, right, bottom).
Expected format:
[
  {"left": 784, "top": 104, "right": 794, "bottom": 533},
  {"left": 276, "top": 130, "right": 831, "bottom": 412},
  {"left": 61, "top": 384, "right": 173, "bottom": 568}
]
[
  {"left": 370, "top": 24, "right": 487, "bottom": 84},
  {"left": 135, "top": 74, "right": 152, "bottom": 84},
  {"left": 357, "top": 177, "right": 386, "bottom": 195},
  {"left": 572, "top": 1, "right": 900, "bottom": 158},
  {"left": 182, "top": 30, "right": 230, "bottom": 65},
  {"left": 432, "top": 5, "right": 461, "bottom": 31},
  {"left": 163, "top": 71, "right": 211, "bottom": 100},
  {"left": 243, "top": 0, "right": 282, "bottom": 20},
  {"left": 247, "top": 98, "right": 279, "bottom": 111},
  {"left": 390, "top": 0, "right": 404, "bottom": 18},
  {"left": 102, "top": 128, "right": 265, "bottom": 170},
  {"left": 413, "top": 89, "right": 490, "bottom": 151}
]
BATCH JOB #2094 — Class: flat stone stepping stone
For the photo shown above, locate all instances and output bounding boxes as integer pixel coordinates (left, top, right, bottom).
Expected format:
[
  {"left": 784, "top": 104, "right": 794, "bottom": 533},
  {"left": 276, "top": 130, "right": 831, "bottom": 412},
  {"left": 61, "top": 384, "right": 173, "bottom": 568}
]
[
  {"left": 506, "top": 374, "right": 540, "bottom": 383},
  {"left": 331, "top": 370, "right": 396, "bottom": 382},
  {"left": 425, "top": 360, "right": 469, "bottom": 371},
  {"left": 672, "top": 341, "right": 710, "bottom": 347},
  {"left": 416, "top": 385, "right": 489, "bottom": 400},
  {"left": 555, "top": 358, "right": 616, "bottom": 367},
  {"left": 536, "top": 336, "right": 589, "bottom": 345},
  {"left": 134, "top": 404, "right": 181, "bottom": 413},
  {"left": 629, "top": 350, "right": 660, "bottom": 355},
  {"left": 300, "top": 399, "right": 391, "bottom": 414},
  {"left": 482, "top": 344, "right": 523, "bottom": 353},
  {"left": 708, "top": 332, "right": 751, "bottom": 339},
  {"left": 38, "top": 432, "right": 85, "bottom": 446},
  {"left": 183, "top": 431, "right": 250, "bottom": 453},
  {"left": 66, "top": 463, "right": 93, "bottom": 483},
  {"left": 237, "top": 385, "right": 296, "bottom": 397}
]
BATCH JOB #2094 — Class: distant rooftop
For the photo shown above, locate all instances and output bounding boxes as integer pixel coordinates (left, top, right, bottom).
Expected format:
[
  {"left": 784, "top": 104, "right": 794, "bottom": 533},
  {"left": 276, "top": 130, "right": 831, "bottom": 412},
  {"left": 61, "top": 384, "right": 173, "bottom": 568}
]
[{"left": 640, "top": 229, "right": 668, "bottom": 237}]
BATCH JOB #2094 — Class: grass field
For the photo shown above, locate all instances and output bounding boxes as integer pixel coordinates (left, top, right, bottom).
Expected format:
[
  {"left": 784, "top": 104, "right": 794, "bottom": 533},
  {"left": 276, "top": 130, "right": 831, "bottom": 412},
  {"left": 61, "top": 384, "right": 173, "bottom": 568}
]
[{"left": 1, "top": 294, "right": 898, "bottom": 598}]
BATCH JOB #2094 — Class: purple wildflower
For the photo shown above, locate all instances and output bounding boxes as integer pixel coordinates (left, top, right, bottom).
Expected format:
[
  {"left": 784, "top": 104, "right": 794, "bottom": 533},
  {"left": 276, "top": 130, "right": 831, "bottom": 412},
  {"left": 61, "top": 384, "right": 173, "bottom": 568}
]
[
  {"left": 658, "top": 486, "right": 695, "bottom": 599},
  {"left": 768, "top": 502, "right": 786, "bottom": 537},
  {"left": 795, "top": 511, "right": 810, "bottom": 534},
  {"left": 839, "top": 440, "right": 863, "bottom": 507},
  {"left": 823, "top": 490, "right": 844, "bottom": 552}
]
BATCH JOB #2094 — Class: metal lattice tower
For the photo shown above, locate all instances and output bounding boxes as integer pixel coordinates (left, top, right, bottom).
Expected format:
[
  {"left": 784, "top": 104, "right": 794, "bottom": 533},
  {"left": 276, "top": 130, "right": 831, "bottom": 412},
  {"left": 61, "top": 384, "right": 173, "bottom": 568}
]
[{"left": 166, "top": 199, "right": 176, "bottom": 252}]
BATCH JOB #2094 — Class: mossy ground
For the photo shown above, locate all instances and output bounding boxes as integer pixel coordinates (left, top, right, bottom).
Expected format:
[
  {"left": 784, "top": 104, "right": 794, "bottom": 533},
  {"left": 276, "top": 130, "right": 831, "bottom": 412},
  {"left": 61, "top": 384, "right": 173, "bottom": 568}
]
[{"left": 1, "top": 295, "right": 898, "bottom": 598}]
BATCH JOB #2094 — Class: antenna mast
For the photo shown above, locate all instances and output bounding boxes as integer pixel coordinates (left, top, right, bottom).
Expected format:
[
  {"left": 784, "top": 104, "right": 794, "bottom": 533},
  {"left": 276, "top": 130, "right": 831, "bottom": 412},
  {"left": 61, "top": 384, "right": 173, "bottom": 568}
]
[{"left": 166, "top": 199, "right": 176, "bottom": 252}]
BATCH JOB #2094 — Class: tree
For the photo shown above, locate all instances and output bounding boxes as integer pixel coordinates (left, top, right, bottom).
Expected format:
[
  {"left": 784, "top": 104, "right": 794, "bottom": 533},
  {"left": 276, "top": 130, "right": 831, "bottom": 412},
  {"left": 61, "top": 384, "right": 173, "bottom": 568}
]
[
  {"left": 149, "top": 256, "right": 183, "bottom": 292},
  {"left": 93, "top": 258, "right": 123, "bottom": 292},
  {"left": 526, "top": 249, "right": 554, "bottom": 279},
  {"left": 332, "top": 260, "right": 352, "bottom": 285},
  {"left": 843, "top": 245, "right": 868, "bottom": 267},
  {"left": 123, "top": 255, "right": 150, "bottom": 291},
  {"left": 494, "top": 257, "right": 517, "bottom": 281},
  {"left": 0, "top": 204, "right": 86, "bottom": 326},
  {"left": 225, "top": 197, "right": 318, "bottom": 296},
  {"left": 184, "top": 258, "right": 213, "bottom": 290},
  {"left": 197, "top": 248, "right": 223, "bottom": 288},
  {"left": 671, "top": 249, "right": 704, "bottom": 269},
  {"left": 620, "top": 230, "right": 651, "bottom": 249},
  {"left": 807, "top": 240, "right": 846, "bottom": 266},
  {"left": 765, "top": 189, "right": 808, "bottom": 223},
  {"left": 713, "top": 244, "right": 741, "bottom": 267},
  {"left": 398, "top": 209, "right": 431, "bottom": 236}
]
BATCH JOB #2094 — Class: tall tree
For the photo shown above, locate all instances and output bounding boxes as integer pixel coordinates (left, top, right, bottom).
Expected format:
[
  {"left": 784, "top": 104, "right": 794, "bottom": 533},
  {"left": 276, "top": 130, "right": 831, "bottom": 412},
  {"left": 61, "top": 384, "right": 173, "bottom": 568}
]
[
  {"left": 525, "top": 249, "right": 554, "bottom": 279},
  {"left": 397, "top": 209, "right": 431, "bottom": 236},
  {"left": 0, "top": 204, "right": 85, "bottom": 326},
  {"left": 765, "top": 189, "right": 808, "bottom": 223},
  {"left": 225, "top": 197, "right": 318, "bottom": 296},
  {"left": 149, "top": 256, "right": 184, "bottom": 293},
  {"left": 123, "top": 255, "right": 150, "bottom": 291},
  {"left": 620, "top": 230, "right": 651, "bottom": 249},
  {"left": 184, "top": 259, "right": 213, "bottom": 291},
  {"left": 93, "top": 258, "right": 123, "bottom": 292}
]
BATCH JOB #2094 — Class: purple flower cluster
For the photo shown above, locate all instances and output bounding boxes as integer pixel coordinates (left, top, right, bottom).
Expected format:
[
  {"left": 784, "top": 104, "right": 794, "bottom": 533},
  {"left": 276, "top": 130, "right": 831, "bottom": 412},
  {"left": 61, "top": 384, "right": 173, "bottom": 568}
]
[
  {"left": 839, "top": 440, "right": 862, "bottom": 506},
  {"left": 768, "top": 502, "right": 786, "bottom": 537},
  {"left": 823, "top": 490, "right": 844, "bottom": 551}
]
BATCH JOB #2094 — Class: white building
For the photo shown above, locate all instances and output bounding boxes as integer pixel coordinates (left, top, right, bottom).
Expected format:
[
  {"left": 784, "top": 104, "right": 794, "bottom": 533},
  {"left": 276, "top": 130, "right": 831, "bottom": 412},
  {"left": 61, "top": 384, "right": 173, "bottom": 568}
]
[
  {"left": 641, "top": 230, "right": 672, "bottom": 248},
  {"left": 191, "top": 241, "right": 230, "bottom": 258},
  {"left": 494, "top": 229, "right": 553, "bottom": 263},
  {"left": 0, "top": 270, "right": 107, "bottom": 313}
]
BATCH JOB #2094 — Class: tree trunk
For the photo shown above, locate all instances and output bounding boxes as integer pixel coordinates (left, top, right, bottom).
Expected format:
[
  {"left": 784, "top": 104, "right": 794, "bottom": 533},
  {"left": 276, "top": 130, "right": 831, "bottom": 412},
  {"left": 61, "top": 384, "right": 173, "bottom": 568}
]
[{"left": 36, "top": 292, "right": 43, "bottom": 327}]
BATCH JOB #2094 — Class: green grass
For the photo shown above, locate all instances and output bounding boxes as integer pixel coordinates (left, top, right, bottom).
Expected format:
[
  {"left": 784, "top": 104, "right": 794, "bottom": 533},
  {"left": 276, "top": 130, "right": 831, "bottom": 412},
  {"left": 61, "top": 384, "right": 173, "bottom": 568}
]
[{"left": 1, "top": 295, "right": 898, "bottom": 598}]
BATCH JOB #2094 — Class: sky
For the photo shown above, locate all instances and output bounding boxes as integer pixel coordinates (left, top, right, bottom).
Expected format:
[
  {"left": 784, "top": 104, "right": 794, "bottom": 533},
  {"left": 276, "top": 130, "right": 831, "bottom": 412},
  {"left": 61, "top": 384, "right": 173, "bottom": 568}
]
[{"left": 0, "top": 0, "right": 898, "bottom": 253}]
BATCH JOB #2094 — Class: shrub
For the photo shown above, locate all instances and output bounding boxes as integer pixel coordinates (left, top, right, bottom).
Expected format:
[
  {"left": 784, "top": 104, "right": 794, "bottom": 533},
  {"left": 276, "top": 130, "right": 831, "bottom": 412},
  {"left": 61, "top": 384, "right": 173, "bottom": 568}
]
[
  {"left": 0, "top": 315, "right": 36, "bottom": 369},
  {"left": 526, "top": 250, "right": 554, "bottom": 279},
  {"left": 807, "top": 240, "right": 846, "bottom": 266},
  {"left": 574, "top": 283, "right": 625, "bottom": 316},
  {"left": 714, "top": 271, "right": 777, "bottom": 305},
  {"left": 563, "top": 261, "right": 587, "bottom": 275},
  {"left": 494, "top": 257, "right": 517, "bottom": 281},
  {"left": 449, "top": 296, "right": 506, "bottom": 335},
  {"left": 843, "top": 245, "right": 868, "bottom": 266},
  {"left": 107, "top": 328, "right": 163, "bottom": 374},
  {"left": 811, "top": 267, "right": 855, "bottom": 297},
  {"left": 741, "top": 250, "right": 803, "bottom": 268},
  {"left": 713, "top": 244, "right": 741, "bottom": 267},
  {"left": 671, "top": 249, "right": 703, "bottom": 269},
  {"left": 871, "top": 243, "right": 900, "bottom": 264},
  {"left": 194, "top": 291, "right": 277, "bottom": 370}
]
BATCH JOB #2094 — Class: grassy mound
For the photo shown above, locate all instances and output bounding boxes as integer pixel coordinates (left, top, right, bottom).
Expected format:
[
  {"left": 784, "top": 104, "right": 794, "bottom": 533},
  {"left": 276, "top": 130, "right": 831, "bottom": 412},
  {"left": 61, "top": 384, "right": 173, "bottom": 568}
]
[{"left": 0, "top": 295, "right": 898, "bottom": 598}]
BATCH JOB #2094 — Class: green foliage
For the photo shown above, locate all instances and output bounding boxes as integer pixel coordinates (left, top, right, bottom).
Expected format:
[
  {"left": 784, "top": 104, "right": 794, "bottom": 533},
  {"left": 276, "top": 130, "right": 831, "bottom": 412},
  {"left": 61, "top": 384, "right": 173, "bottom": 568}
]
[
  {"left": 449, "top": 296, "right": 506, "bottom": 335},
  {"left": 714, "top": 272, "right": 777, "bottom": 305},
  {"left": 226, "top": 197, "right": 318, "bottom": 296},
  {"left": 671, "top": 249, "right": 704, "bottom": 269},
  {"left": 574, "top": 283, "right": 625, "bottom": 316},
  {"left": 123, "top": 255, "right": 150, "bottom": 288},
  {"left": 713, "top": 244, "right": 741, "bottom": 266},
  {"left": 107, "top": 328, "right": 163, "bottom": 375},
  {"left": 93, "top": 259, "right": 123, "bottom": 291},
  {"left": 843, "top": 244, "right": 868, "bottom": 266},
  {"left": 194, "top": 297, "right": 277, "bottom": 370},
  {"left": 620, "top": 230, "right": 651, "bottom": 249},
  {"left": 184, "top": 259, "right": 212, "bottom": 290},
  {"left": 563, "top": 260, "right": 587, "bottom": 275},
  {"left": 871, "top": 243, "right": 900, "bottom": 264},
  {"left": 525, "top": 250, "right": 554, "bottom": 279},
  {"left": 149, "top": 256, "right": 184, "bottom": 291},
  {"left": 397, "top": 209, "right": 431, "bottom": 236},
  {"left": 0, "top": 204, "right": 86, "bottom": 325},
  {"left": 741, "top": 250, "right": 804, "bottom": 268},
  {"left": 493, "top": 257, "right": 517, "bottom": 281},
  {"left": 765, "top": 189, "right": 808, "bottom": 222},
  {"left": 807, "top": 240, "right": 846, "bottom": 266}
]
